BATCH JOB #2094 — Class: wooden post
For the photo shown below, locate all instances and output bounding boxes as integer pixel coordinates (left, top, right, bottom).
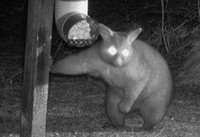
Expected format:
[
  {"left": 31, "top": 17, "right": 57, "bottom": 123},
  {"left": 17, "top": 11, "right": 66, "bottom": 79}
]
[{"left": 21, "top": 0, "right": 54, "bottom": 136}]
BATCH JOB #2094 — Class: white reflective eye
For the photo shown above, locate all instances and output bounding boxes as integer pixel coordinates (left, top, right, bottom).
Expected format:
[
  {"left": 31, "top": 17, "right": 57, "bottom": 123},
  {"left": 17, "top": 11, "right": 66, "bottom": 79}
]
[
  {"left": 108, "top": 46, "right": 117, "bottom": 55},
  {"left": 122, "top": 49, "right": 129, "bottom": 57}
]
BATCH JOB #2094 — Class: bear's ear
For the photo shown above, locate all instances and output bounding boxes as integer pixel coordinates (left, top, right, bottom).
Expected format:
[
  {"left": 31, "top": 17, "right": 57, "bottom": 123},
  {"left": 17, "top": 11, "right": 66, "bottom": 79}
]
[
  {"left": 127, "top": 28, "right": 142, "bottom": 45},
  {"left": 98, "top": 23, "right": 114, "bottom": 39}
]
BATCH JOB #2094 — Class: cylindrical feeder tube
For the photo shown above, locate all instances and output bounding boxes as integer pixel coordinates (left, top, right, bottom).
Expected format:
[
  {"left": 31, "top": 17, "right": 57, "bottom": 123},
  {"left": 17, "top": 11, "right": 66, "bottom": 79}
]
[{"left": 55, "top": 0, "right": 88, "bottom": 41}]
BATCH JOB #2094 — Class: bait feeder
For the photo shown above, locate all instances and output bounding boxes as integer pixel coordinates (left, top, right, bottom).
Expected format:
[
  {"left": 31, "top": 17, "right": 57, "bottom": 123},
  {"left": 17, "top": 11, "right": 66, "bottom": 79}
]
[{"left": 55, "top": 0, "right": 99, "bottom": 47}]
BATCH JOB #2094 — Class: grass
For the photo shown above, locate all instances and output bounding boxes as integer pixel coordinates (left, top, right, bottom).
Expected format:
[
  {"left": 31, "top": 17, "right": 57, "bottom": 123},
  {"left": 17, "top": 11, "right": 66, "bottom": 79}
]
[
  {"left": 45, "top": 76, "right": 200, "bottom": 137},
  {"left": 0, "top": 57, "right": 22, "bottom": 134}
]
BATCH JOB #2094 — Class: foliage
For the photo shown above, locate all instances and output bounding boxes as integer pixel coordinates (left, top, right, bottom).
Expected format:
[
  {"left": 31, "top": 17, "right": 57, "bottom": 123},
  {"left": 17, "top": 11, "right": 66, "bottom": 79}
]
[
  {"left": 148, "top": 22, "right": 188, "bottom": 53},
  {"left": 175, "top": 26, "right": 200, "bottom": 88},
  {"left": 139, "top": 0, "right": 199, "bottom": 53},
  {"left": 89, "top": 0, "right": 199, "bottom": 54}
]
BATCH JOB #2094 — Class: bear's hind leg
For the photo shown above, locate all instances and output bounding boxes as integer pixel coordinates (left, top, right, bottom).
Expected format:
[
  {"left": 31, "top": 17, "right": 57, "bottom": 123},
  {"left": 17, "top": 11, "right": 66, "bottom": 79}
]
[{"left": 140, "top": 95, "right": 168, "bottom": 130}]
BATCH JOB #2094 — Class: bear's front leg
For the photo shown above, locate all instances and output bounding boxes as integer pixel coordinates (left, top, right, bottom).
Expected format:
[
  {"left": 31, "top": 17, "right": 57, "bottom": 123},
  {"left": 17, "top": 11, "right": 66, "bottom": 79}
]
[
  {"left": 106, "top": 86, "right": 125, "bottom": 128},
  {"left": 118, "top": 81, "right": 146, "bottom": 113}
]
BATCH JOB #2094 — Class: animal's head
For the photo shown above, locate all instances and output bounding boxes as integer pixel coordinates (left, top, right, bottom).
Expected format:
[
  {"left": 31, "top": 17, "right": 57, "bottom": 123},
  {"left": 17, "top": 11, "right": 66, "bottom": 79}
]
[{"left": 98, "top": 23, "right": 142, "bottom": 67}]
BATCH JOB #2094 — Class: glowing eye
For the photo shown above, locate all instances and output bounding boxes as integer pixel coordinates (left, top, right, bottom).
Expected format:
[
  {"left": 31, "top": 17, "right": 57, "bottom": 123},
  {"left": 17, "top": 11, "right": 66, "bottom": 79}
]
[
  {"left": 108, "top": 46, "right": 117, "bottom": 55},
  {"left": 122, "top": 49, "right": 130, "bottom": 57}
]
